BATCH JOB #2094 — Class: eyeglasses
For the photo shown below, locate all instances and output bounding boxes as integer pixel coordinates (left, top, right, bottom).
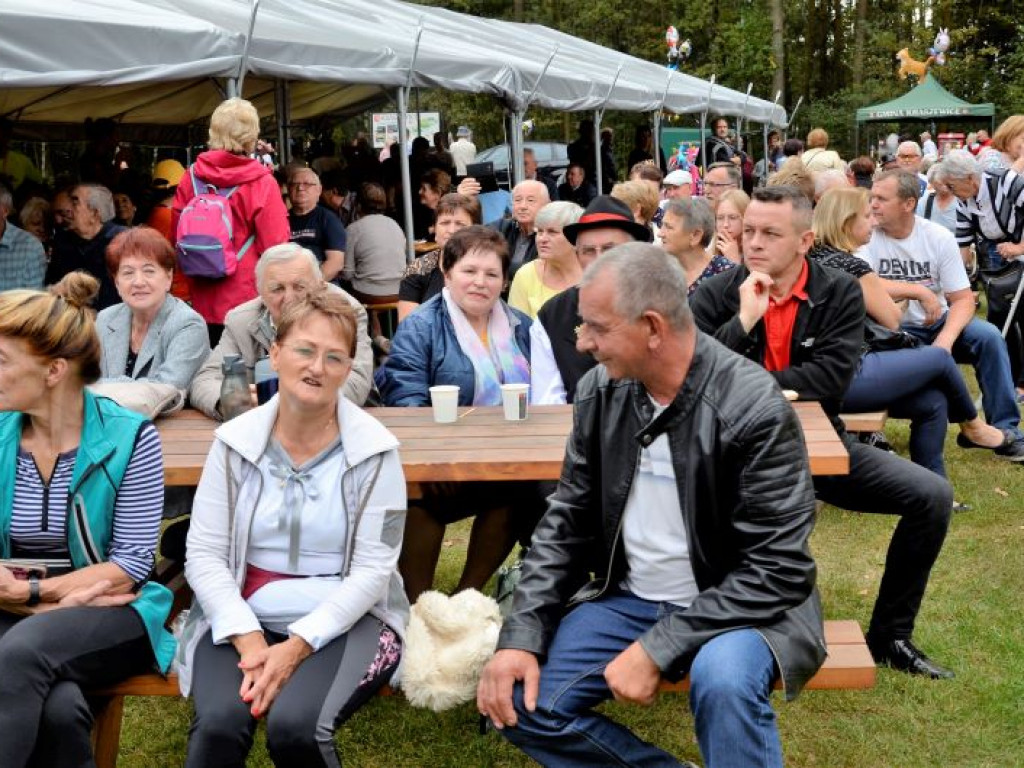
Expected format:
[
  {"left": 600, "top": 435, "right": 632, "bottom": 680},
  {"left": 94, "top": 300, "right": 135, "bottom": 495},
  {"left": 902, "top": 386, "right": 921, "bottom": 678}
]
[
  {"left": 896, "top": 154, "right": 921, "bottom": 161},
  {"left": 288, "top": 182, "right": 317, "bottom": 190},
  {"left": 705, "top": 181, "right": 737, "bottom": 189},
  {"left": 578, "top": 243, "right": 624, "bottom": 259},
  {"left": 282, "top": 344, "right": 350, "bottom": 370}
]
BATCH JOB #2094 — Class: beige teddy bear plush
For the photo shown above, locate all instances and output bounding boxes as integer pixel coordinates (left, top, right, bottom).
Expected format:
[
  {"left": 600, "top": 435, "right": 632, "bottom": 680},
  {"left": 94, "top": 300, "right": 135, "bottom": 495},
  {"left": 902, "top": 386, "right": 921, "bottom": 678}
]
[{"left": 400, "top": 589, "right": 502, "bottom": 711}]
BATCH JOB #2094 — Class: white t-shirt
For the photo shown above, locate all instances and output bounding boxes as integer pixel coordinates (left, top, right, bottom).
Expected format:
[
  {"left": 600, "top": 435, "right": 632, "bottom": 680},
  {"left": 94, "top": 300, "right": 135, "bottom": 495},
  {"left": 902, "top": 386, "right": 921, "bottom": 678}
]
[
  {"left": 245, "top": 443, "right": 348, "bottom": 633},
  {"left": 861, "top": 216, "right": 970, "bottom": 327},
  {"left": 618, "top": 401, "right": 699, "bottom": 606}
]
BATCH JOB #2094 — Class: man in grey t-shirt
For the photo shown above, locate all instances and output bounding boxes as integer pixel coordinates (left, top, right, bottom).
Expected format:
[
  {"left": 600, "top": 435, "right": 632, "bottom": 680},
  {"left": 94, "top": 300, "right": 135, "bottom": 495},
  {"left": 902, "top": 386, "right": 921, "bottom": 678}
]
[{"left": 864, "top": 169, "right": 1024, "bottom": 459}]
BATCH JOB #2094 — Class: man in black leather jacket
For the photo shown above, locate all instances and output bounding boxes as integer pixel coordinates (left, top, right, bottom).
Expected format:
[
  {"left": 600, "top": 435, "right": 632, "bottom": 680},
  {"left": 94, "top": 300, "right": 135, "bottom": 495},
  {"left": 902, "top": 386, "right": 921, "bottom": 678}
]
[
  {"left": 691, "top": 186, "right": 955, "bottom": 680},
  {"left": 478, "top": 243, "right": 825, "bottom": 768}
]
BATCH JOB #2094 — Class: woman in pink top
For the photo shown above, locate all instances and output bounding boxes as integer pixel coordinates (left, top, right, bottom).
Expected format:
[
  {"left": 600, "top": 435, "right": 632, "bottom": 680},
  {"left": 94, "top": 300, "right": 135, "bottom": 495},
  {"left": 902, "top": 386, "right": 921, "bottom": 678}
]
[{"left": 173, "top": 98, "right": 290, "bottom": 346}]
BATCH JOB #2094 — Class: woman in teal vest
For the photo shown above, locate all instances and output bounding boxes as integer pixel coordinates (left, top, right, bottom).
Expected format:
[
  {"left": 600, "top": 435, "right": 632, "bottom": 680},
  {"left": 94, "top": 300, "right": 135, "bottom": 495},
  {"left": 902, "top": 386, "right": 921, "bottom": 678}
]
[{"left": 0, "top": 272, "right": 174, "bottom": 767}]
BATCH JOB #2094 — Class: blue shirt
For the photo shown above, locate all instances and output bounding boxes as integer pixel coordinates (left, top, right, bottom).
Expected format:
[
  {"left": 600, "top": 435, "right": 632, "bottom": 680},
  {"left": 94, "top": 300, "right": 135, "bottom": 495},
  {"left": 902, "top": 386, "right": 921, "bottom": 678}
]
[{"left": 0, "top": 221, "right": 46, "bottom": 291}]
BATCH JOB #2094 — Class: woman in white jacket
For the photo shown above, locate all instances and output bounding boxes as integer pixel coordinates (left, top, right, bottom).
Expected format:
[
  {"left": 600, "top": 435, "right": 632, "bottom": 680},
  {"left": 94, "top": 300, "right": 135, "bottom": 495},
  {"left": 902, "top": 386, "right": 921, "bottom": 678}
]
[{"left": 178, "top": 290, "right": 408, "bottom": 768}]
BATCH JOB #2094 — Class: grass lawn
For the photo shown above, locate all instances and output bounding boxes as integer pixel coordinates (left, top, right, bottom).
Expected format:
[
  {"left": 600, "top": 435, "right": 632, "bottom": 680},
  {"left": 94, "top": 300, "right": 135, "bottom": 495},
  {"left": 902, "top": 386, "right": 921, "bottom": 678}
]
[{"left": 118, "top": 370, "right": 1024, "bottom": 766}]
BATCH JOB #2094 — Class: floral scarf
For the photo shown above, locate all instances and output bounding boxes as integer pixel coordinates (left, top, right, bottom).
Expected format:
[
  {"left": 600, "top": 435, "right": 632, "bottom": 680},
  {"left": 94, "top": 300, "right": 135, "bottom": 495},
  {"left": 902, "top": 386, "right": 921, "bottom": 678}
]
[{"left": 441, "top": 287, "right": 530, "bottom": 405}]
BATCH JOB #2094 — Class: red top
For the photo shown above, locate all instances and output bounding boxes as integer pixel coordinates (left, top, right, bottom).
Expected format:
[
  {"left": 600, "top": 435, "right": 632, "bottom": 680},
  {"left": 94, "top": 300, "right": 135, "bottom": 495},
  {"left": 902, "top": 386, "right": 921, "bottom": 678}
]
[
  {"left": 762, "top": 259, "right": 809, "bottom": 372},
  {"left": 171, "top": 150, "right": 290, "bottom": 324}
]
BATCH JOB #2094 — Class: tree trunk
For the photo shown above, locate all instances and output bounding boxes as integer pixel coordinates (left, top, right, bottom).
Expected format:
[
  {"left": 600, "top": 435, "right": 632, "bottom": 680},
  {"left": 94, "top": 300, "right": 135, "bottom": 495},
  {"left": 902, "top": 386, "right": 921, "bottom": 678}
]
[
  {"left": 770, "top": 0, "right": 785, "bottom": 104},
  {"left": 853, "top": 0, "right": 867, "bottom": 87}
]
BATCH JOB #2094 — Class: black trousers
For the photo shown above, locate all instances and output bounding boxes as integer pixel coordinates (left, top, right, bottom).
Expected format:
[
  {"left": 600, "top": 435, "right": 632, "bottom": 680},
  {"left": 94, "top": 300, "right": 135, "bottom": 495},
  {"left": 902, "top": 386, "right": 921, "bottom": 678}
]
[
  {"left": 814, "top": 440, "right": 953, "bottom": 643},
  {"left": 0, "top": 606, "right": 153, "bottom": 768},
  {"left": 185, "top": 614, "right": 395, "bottom": 768}
]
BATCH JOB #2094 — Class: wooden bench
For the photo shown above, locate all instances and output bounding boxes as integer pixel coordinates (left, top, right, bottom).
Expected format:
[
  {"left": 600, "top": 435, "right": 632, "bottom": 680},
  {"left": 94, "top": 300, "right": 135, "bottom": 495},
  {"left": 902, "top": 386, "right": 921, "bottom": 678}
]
[
  {"left": 658, "top": 619, "right": 876, "bottom": 694},
  {"left": 88, "top": 621, "right": 872, "bottom": 767},
  {"left": 840, "top": 411, "right": 888, "bottom": 433}
]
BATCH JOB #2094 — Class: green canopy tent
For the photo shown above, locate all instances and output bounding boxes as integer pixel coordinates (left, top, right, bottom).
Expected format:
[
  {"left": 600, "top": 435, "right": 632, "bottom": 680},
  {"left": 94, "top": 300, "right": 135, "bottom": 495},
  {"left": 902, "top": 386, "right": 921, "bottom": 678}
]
[{"left": 854, "top": 75, "right": 994, "bottom": 153}]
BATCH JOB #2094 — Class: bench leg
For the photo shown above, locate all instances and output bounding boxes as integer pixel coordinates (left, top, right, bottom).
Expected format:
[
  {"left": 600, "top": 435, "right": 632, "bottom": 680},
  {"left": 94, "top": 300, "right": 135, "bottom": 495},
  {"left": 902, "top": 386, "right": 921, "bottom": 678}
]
[{"left": 90, "top": 694, "right": 124, "bottom": 768}]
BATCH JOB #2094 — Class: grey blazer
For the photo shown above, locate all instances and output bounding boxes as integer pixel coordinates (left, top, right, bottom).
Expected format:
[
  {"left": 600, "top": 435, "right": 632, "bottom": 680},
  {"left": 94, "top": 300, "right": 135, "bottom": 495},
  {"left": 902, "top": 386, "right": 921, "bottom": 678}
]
[{"left": 97, "top": 295, "right": 211, "bottom": 391}]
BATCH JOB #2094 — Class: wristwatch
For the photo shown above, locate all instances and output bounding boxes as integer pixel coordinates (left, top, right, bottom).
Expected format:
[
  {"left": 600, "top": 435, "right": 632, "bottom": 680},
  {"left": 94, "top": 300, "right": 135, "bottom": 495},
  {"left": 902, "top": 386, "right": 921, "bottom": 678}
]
[{"left": 26, "top": 573, "right": 40, "bottom": 607}]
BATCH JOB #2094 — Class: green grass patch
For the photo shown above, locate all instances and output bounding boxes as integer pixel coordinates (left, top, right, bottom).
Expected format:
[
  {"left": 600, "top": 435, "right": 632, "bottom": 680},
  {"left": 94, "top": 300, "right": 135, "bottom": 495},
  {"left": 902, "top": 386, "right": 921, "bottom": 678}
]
[{"left": 119, "top": 374, "right": 1024, "bottom": 765}]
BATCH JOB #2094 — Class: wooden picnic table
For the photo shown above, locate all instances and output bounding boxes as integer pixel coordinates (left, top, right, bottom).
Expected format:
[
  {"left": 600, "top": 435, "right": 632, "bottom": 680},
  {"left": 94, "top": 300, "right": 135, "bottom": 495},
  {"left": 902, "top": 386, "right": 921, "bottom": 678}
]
[{"left": 156, "top": 401, "right": 848, "bottom": 486}]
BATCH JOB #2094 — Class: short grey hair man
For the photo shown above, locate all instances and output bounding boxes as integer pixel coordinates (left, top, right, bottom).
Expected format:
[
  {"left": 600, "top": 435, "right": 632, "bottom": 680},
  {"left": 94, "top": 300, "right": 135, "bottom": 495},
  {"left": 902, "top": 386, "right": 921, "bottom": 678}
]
[
  {"left": 663, "top": 197, "right": 716, "bottom": 248},
  {"left": 256, "top": 242, "right": 322, "bottom": 293},
  {"left": 813, "top": 169, "right": 850, "bottom": 201},
  {"left": 190, "top": 243, "right": 374, "bottom": 417},
  {"left": 932, "top": 149, "right": 982, "bottom": 185},
  {"left": 76, "top": 183, "right": 116, "bottom": 223},
  {"left": 580, "top": 242, "right": 694, "bottom": 330}
]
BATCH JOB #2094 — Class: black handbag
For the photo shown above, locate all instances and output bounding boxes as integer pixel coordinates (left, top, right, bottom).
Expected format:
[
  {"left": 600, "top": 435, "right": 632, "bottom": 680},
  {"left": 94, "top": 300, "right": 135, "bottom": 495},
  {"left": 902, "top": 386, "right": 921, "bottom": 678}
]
[
  {"left": 979, "top": 260, "right": 1024, "bottom": 380},
  {"left": 979, "top": 260, "right": 1024, "bottom": 329},
  {"left": 862, "top": 319, "right": 920, "bottom": 353}
]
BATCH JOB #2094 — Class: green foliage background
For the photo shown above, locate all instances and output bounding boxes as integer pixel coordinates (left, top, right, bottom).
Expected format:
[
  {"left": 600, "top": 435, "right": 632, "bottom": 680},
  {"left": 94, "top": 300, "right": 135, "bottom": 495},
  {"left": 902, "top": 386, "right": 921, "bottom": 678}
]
[{"left": 365, "top": 1, "right": 1024, "bottom": 161}]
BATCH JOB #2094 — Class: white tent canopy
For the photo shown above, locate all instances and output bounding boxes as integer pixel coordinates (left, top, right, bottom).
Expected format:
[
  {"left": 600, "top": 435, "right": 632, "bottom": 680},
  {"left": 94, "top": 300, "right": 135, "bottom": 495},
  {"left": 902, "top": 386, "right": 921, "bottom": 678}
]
[{"left": 0, "top": 0, "right": 787, "bottom": 127}]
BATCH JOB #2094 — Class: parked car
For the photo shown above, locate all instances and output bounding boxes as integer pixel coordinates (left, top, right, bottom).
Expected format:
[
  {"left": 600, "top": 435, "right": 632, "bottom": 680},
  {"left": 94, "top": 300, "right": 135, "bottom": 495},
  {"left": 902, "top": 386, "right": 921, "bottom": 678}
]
[{"left": 473, "top": 141, "right": 568, "bottom": 188}]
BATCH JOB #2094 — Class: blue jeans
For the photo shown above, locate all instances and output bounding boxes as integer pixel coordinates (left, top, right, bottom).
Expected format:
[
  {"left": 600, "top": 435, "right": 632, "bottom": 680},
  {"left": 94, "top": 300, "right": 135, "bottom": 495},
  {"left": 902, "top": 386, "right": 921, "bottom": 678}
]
[
  {"left": 843, "top": 346, "right": 977, "bottom": 476},
  {"left": 902, "top": 316, "right": 1022, "bottom": 437},
  {"left": 502, "top": 591, "right": 782, "bottom": 768}
]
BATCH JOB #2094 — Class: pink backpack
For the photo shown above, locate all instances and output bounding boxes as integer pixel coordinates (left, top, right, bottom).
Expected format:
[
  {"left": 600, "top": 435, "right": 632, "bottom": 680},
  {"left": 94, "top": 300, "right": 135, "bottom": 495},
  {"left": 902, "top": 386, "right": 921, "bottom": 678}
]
[{"left": 175, "top": 166, "right": 255, "bottom": 279}]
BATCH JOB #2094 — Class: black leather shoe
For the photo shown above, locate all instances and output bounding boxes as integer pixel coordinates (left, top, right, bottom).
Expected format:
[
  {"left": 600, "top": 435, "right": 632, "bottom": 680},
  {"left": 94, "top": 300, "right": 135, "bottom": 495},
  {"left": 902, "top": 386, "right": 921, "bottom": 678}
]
[{"left": 868, "top": 638, "right": 955, "bottom": 679}]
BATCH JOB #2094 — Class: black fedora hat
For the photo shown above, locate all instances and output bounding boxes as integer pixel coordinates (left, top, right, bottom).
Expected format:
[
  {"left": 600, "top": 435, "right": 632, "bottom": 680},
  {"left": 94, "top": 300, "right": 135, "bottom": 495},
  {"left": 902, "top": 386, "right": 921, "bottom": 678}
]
[{"left": 562, "top": 195, "right": 652, "bottom": 245}]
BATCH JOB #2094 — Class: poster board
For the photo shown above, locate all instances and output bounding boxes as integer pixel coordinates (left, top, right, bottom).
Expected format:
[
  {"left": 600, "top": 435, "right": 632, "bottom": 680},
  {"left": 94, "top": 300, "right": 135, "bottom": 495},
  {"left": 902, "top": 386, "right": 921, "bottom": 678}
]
[{"left": 372, "top": 112, "right": 441, "bottom": 148}]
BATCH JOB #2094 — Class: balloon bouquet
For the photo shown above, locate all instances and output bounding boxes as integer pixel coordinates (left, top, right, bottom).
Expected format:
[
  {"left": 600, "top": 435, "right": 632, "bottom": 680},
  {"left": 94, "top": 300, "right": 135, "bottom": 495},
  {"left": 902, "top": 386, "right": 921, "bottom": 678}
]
[{"left": 665, "top": 26, "right": 691, "bottom": 71}]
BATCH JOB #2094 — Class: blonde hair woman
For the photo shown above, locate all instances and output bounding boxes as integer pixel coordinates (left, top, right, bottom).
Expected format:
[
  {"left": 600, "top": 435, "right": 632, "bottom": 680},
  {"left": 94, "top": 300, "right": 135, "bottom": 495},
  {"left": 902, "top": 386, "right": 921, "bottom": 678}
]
[
  {"left": 801, "top": 127, "right": 845, "bottom": 173},
  {"left": 0, "top": 272, "right": 174, "bottom": 767},
  {"left": 610, "top": 180, "right": 659, "bottom": 228},
  {"left": 810, "top": 187, "right": 1006, "bottom": 477},
  {"left": 172, "top": 98, "right": 290, "bottom": 346},
  {"left": 977, "top": 114, "right": 1024, "bottom": 173},
  {"left": 714, "top": 188, "right": 749, "bottom": 262}
]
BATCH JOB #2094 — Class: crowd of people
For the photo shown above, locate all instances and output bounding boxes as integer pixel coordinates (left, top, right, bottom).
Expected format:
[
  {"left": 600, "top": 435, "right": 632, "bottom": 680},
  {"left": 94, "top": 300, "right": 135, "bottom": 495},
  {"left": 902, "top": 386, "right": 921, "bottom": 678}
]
[{"left": 2, "top": 97, "right": 1024, "bottom": 768}]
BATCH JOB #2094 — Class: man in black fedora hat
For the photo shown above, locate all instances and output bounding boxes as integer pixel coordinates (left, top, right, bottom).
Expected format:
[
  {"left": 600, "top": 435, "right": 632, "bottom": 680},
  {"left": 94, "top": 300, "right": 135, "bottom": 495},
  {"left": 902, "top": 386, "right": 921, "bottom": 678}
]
[{"left": 531, "top": 196, "right": 650, "bottom": 404}]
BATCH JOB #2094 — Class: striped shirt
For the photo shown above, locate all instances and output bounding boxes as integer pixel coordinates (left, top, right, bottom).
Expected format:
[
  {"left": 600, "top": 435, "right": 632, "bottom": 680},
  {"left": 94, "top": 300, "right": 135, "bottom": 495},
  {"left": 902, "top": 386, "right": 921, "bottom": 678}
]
[
  {"left": 0, "top": 221, "right": 47, "bottom": 291},
  {"left": 10, "top": 423, "right": 164, "bottom": 582},
  {"left": 956, "top": 169, "right": 1024, "bottom": 247}
]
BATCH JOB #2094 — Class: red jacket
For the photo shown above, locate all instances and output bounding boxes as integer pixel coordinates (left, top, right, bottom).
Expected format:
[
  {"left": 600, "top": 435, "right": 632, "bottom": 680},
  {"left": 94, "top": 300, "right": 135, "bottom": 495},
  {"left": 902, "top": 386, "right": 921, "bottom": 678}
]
[{"left": 172, "top": 150, "right": 289, "bottom": 324}]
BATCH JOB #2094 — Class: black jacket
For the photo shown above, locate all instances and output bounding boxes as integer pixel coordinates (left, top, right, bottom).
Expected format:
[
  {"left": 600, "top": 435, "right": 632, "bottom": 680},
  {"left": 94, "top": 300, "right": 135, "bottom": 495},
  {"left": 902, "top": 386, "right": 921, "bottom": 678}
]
[
  {"left": 497, "top": 332, "right": 826, "bottom": 700},
  {"left": 689, "top": 259, "right": 865, "bottom": 439},
  {"left": 492, "top": 217, "right": 537, "bottom": 279},
  {"left": 47, "top": 220, "right": 127, "bottom": 311}
]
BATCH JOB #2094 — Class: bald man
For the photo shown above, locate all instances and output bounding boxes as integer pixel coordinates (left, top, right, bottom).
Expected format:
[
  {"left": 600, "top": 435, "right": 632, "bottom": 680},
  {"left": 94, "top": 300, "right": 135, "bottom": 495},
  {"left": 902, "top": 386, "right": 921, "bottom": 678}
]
[{"left": 492, "top": 179, "right": 550, "bottom": 278}]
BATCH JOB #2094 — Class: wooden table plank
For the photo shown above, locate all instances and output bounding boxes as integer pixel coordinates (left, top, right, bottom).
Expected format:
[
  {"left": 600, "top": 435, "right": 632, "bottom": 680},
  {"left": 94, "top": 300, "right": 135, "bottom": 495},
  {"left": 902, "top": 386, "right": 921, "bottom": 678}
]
[{"left": 157, "top": 401, "right": 848, "bottom": 485}]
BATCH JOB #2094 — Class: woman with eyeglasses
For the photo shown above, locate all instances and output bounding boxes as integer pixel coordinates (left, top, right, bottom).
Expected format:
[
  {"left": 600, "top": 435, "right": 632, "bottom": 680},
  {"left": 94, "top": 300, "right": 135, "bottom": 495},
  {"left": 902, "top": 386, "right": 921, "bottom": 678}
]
[
  {"left": 713, "top": 189, "right": 749, "bottom": 263},
  {"left": 179, "top": 289, "right": 407, "bottom": 768}
]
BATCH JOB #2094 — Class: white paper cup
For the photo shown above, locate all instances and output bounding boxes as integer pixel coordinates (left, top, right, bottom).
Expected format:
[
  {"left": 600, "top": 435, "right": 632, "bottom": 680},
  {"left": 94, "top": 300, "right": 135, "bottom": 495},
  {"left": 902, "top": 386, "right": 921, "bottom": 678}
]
[
  {"left": 501, "top": 383, "right": 530, "bottom": 421},
  {"left": 429, "top": 385, "right": 460, "bottom": 423}
]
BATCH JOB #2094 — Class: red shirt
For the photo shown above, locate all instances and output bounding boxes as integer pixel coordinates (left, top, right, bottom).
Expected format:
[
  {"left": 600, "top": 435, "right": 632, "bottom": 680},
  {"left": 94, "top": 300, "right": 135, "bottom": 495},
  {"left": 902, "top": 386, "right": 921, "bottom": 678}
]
[{"left": 762, "top": 260, "right": 809, "bottom": 372}]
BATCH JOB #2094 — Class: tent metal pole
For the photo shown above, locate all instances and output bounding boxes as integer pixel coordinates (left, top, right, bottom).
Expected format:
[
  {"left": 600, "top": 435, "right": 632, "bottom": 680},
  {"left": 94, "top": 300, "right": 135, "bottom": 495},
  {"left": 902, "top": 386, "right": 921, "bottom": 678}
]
[
  {"left": 397, "top": 87, "right": 415, "bottom": 263},
  {"left": 224, "top": 79, "right": 237, "bottom": 100},
  {"left": 700, "top": 75, "right": 716, "bottom": 179},
  {"left": 763, "top": 89, "right": 781, "bottom": 183},
  {"left": 787, "top": 96, "right": 804, "bottom": 135},
  {"left": 737, "top": 82, "right": 753, "bottom": 146},
  {"left": 762, "top": 123, "right": 769, "bottom": 186},
  {"left": 510, "top": 111, "right": 524, "bottom": 188},
  {"left": 652, "top": 72, "right": 673, "bottom": 170},
  {"left": 512, "top": 46, "right": 559, "bottom": 186},
  {"left": 235, "top": 0, "right": 261, "bottom": 95},
  {"left": 282, "top": 80, "right": 291, "bottom": 164},
  {"left": 593, "top": 63, "right": 623, "bottom": 193},
  {"left": 653, "top": 111, "right": 662, "bottom": 170},
  {"left": 275, "top": 80, "right": 287, "bottom": 165},
  {"left": 394, "top": 23, "right": 425, "bottom": 263}
]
